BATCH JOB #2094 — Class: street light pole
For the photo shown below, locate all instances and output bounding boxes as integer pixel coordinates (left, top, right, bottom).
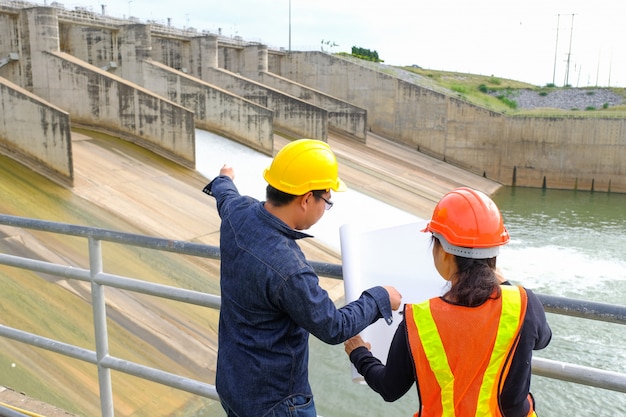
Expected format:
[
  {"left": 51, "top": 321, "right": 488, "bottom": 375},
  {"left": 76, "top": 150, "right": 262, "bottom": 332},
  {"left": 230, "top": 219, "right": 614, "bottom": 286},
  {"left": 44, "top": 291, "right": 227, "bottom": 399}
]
[{"left": 288, "top": 0, "right": 292, "bottom": 52}]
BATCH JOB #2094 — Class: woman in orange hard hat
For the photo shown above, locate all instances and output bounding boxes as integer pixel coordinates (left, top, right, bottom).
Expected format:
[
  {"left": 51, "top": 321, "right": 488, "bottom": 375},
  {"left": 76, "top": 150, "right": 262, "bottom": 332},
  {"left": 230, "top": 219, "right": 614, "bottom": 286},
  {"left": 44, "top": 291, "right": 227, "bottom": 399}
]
[{"left": 345, "top": 187, "right": 552, "bottom": 417}]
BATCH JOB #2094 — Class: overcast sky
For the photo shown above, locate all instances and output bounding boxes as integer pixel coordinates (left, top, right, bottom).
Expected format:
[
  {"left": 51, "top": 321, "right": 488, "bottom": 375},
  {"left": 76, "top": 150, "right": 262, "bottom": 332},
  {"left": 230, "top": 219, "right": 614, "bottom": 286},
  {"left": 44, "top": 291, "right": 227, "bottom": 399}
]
[{"left": 62, "top": 0, "right": 624, "bottom": 87}]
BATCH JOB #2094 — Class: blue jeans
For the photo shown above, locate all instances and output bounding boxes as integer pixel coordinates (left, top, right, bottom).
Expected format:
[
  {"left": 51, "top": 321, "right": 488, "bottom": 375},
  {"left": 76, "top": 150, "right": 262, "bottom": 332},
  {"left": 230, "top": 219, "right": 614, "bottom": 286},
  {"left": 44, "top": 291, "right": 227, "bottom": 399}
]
[{"left": 221, "top": 395, "right": 316, "bottom": 417}]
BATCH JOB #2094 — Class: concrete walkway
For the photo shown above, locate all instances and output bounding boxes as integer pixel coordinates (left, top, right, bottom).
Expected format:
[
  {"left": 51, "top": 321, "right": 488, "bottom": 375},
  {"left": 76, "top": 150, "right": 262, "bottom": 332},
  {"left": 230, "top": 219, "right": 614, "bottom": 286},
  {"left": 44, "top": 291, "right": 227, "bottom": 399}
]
[{"left": 0, "top": 386, "right": 80, "bottom": 417}]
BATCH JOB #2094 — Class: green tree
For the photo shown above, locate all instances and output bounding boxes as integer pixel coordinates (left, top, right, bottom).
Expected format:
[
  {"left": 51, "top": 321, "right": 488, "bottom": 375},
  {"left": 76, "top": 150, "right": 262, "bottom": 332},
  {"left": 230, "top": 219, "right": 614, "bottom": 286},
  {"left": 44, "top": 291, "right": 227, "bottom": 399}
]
[{"left": 351, "top": 46, "right": 383, "bottom": 63}]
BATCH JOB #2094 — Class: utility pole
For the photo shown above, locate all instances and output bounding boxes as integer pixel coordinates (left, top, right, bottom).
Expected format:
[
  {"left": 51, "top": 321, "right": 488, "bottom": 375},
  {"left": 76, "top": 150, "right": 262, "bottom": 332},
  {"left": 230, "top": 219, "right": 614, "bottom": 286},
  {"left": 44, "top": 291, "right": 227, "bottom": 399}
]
[
  {"left": 552, "top": 14, "right": 560, "bottom": 85},
  {"left": 595, "top": 50, "right": 600, "bottom": 87},
  {"left": 288, "top": 0, "right": 292, "bottom": 52},
  {"left": 564, "top": 13, "right": 575, "bottom": 87},
  {"left": 606, "top": 52, "right": 613, "bottom": 87}
]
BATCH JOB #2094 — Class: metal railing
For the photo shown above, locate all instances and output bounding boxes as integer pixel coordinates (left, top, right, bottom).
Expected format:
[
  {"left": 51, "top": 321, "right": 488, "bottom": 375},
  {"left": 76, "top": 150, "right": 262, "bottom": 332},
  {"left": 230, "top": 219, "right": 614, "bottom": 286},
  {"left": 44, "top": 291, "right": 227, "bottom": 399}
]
[{"left": 0, "top": 214, "right": 625, "bottom": 417}]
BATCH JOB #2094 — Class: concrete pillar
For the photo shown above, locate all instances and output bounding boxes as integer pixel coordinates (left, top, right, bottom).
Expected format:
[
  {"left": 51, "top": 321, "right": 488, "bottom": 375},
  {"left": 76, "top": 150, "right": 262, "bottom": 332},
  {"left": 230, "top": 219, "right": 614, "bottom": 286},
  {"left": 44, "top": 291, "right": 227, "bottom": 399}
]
[
  {"left": 21, "top": 7, "right": 60, "bottom": 95},
  {"left": 190, "top": 34, "right": 218, "bottom": 83},
  {"left": 0, "top": 9, "right": 73, "bottom": 187},
  {"left": 0, "top": 13, "right": 21, "bottom": 85},
  {"left": 117, "top": 24, "right": 151, "bottom": 85},
  {"left": 240, "top": 44, "right": 268, "bottom": 78}
]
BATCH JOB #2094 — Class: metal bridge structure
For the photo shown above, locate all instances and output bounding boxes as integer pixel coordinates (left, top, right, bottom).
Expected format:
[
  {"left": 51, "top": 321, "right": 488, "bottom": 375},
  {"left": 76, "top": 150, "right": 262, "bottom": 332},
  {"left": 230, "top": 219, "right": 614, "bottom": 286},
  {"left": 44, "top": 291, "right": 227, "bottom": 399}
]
[{"left": 0, "top": 214, "right": 625, "bottom": 417}]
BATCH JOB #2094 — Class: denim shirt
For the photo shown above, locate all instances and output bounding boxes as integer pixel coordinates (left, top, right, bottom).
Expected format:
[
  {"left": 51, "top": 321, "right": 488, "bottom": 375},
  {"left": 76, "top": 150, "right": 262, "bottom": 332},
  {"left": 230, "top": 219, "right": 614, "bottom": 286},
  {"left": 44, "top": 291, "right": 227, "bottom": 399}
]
[{"left": 205, "top": 175, "right": 393, "bottom": 417}]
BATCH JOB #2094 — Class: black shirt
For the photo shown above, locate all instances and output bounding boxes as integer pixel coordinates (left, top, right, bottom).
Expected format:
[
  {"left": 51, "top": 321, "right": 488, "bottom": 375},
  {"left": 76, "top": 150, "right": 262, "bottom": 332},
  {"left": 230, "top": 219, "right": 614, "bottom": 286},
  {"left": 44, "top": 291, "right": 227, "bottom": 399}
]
[{"left": 349, "top": 285, "right": 552, "bottom": 417}]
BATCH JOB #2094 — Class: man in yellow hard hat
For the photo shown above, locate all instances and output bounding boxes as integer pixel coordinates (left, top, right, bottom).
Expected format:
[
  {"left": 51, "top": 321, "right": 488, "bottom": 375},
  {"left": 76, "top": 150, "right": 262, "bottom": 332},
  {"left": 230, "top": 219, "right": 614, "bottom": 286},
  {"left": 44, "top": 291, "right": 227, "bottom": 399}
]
[{"left": 203, "top": 139, "right": 402, "bottom": 417}]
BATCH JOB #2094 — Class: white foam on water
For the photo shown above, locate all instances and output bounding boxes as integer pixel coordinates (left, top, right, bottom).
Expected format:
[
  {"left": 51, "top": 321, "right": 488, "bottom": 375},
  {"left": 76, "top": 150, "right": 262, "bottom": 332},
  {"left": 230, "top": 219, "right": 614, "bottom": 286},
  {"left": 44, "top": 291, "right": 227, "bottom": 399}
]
[{"left": 498, "top": 243, "right": 626, "bottom": 305}]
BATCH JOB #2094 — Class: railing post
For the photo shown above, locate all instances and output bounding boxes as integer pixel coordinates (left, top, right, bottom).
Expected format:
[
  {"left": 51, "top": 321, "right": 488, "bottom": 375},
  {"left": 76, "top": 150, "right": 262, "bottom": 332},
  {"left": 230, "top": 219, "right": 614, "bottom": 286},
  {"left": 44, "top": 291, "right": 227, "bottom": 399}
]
[{"left": 89, "top": 237, "right": 115, "bottom": 417}]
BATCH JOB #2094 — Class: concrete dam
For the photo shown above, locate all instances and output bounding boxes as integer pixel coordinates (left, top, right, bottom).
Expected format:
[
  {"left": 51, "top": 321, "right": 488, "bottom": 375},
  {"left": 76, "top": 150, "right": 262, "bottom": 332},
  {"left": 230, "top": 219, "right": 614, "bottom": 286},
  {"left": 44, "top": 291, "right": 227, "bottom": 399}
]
[
  {"left": 0, "top": 0, "right": 625, "bottom": 193},
  {"left": 1, "top": 3, "right": 626, "bottom": 417}
]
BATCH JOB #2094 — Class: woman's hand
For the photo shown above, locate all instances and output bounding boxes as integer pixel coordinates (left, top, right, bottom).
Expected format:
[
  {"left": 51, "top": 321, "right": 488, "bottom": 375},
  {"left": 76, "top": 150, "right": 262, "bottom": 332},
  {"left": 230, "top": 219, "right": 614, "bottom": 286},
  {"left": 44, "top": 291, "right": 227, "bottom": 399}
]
[{"left": 344, "top": 335, "right": 371, "bottom": 355}]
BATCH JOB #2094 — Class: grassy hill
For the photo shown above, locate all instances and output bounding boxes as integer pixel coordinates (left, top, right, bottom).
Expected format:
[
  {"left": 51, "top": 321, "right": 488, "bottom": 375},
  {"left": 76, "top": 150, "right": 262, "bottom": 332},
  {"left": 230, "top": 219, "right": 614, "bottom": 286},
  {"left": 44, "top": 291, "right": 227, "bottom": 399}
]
[{"left": 398, "top": 66, "right": 626, "bottom": 117}]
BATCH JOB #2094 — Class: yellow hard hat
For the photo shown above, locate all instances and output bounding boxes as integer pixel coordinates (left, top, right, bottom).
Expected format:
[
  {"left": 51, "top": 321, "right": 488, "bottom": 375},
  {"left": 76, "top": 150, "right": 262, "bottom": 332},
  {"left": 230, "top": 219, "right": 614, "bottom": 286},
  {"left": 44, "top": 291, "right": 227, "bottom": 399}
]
[{"left": 263, "top": 139, "right": 347, "bottom": 195}]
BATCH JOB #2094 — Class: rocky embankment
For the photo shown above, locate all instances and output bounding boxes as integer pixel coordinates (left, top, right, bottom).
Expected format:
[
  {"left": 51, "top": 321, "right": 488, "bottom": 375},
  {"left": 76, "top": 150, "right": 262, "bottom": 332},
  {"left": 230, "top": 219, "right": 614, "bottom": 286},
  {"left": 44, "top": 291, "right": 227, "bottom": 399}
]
[{"left": 495, "top": 88, "right": 624, "bottom": 110}]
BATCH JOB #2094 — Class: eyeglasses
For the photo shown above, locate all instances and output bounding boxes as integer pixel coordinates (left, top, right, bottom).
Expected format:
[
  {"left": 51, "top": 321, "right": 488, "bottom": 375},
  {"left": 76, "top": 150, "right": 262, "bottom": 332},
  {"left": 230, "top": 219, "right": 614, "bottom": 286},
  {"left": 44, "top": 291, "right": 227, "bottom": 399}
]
[
  {"left": 318, "top": 195, "right": 334, "bottom": 211},
  {"left": 311, "top": 191, "right": 334, "bottom": 210}
]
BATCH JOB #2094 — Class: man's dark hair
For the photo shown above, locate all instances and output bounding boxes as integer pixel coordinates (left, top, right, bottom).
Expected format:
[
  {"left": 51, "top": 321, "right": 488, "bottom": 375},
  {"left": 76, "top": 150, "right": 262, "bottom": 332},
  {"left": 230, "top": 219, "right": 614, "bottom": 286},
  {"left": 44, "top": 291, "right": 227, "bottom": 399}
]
[
  {"left": 266, "top": 185, "right": 297, "bottom": 206},
  {"left": 311, "top": 190, "right": 328, "bottom": 200},
  {"left": 266, "top": 185, "right": 327, "bottom": 207}
]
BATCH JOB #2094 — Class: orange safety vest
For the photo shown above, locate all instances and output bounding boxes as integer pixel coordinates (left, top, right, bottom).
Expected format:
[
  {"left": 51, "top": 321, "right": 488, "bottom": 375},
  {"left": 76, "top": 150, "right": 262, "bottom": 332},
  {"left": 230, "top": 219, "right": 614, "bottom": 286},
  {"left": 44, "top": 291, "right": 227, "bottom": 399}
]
[{"left": 405, "top": 285, "right": 536, "bottom": 417}]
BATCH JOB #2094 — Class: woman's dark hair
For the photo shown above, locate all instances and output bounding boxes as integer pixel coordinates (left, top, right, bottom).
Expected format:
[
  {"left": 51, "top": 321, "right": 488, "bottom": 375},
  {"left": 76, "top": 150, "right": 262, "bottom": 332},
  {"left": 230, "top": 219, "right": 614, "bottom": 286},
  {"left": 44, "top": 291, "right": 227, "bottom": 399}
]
[
  {"left": 433, "top": 237, "right": 501, "bottom": 307},
  {"left": 266, "top": 185, "right": 326, "bottom": 207}
]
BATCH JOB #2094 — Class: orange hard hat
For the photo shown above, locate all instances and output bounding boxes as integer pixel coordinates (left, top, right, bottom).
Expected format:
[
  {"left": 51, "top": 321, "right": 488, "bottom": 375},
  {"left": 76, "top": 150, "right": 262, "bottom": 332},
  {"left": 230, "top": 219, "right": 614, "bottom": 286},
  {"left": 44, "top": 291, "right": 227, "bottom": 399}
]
[{"left": 422, "top": 187, "right": 509, "bottom": 258}]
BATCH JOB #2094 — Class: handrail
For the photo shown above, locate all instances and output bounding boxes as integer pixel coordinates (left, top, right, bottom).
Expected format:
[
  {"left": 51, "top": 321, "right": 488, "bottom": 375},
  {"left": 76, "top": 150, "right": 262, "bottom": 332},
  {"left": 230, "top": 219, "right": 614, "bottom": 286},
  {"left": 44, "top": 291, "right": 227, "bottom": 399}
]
[
  {"left": 0, "top": 403, "right": 41, "bottom": 417},
  {"left": 0, "top": 213, "right": 625, "bottom": 417}
]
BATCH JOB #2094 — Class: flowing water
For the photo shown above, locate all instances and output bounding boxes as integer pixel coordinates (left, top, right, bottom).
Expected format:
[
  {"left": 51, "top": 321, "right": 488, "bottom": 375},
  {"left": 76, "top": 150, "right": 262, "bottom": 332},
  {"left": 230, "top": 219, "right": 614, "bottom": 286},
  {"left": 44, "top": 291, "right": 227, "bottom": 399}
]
[{"left": 196, "top": 131, "right": 626, "bottom": 417}]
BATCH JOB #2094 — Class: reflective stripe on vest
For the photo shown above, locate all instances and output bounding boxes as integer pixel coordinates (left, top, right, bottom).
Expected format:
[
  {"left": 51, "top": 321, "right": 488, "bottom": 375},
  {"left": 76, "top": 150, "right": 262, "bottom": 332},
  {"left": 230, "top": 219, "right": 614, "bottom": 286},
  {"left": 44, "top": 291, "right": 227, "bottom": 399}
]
[{"left": 406, "top": 286, "right": 528, "bottom": 417}]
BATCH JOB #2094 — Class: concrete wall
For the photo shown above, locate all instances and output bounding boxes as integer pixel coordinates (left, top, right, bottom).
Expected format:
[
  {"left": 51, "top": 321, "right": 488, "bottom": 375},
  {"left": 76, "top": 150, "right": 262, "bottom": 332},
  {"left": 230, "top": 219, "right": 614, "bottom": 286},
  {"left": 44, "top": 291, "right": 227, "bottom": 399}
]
[
  {"left": 267, "top": 50, "right": 284, "bottom": 75},
  {"left": 9, "top": 7, "right": 196, "bottom": 171},
  {"left": 58, "top": 22, "right": 277, "bottom": 155},
  {"left": 499, "top": 117, "right": 626, "bottom": 192},
  {"left": 143, "top": 60, "right": 274, "bottom": 155},
  {"left": 237, "top": 44, "right": 366, "bottom": 142},
  {"left": 205, "top": 66, "right": 328, "bottom": 141},
  {"left": 209, "top": 43, "right": 329, "bottom": 141},
  {"left": 257, "top": 71, "right": 367, "bottom": 142},
  {"left": 0, "top": 76, "right": 73, "bottom": 186},
  {"left": 151, "top": 32, "right": 192, "bottom": 72},
  {"left": 58, "top": 22, "right": 119, "bottom": 70},
  {"left": 276, "top": 52, "right": 626, "bottom": 193},
  {"left": 190, "top": 35, "right": 218, "bottom": 79},
  {"left": 120, "top": 28, "right": 276, "bottom": 154},
  {"left": 273, "top": 52, "right": 470, "bottom": 153},
  {"left": 3, "top": 4, "right": 625, "bottom": 193},
  {"left": 0, "top": 8, "right": 21, "bottom": 84},
  {"left": 57, "top": 23, "right": 205, "bottom": 164},
  {"left": 219, "top": 44, "right": 243, "bottom": 73},
  {"left": 43, "top": 51, "right": 196, "bottom": 168}
]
